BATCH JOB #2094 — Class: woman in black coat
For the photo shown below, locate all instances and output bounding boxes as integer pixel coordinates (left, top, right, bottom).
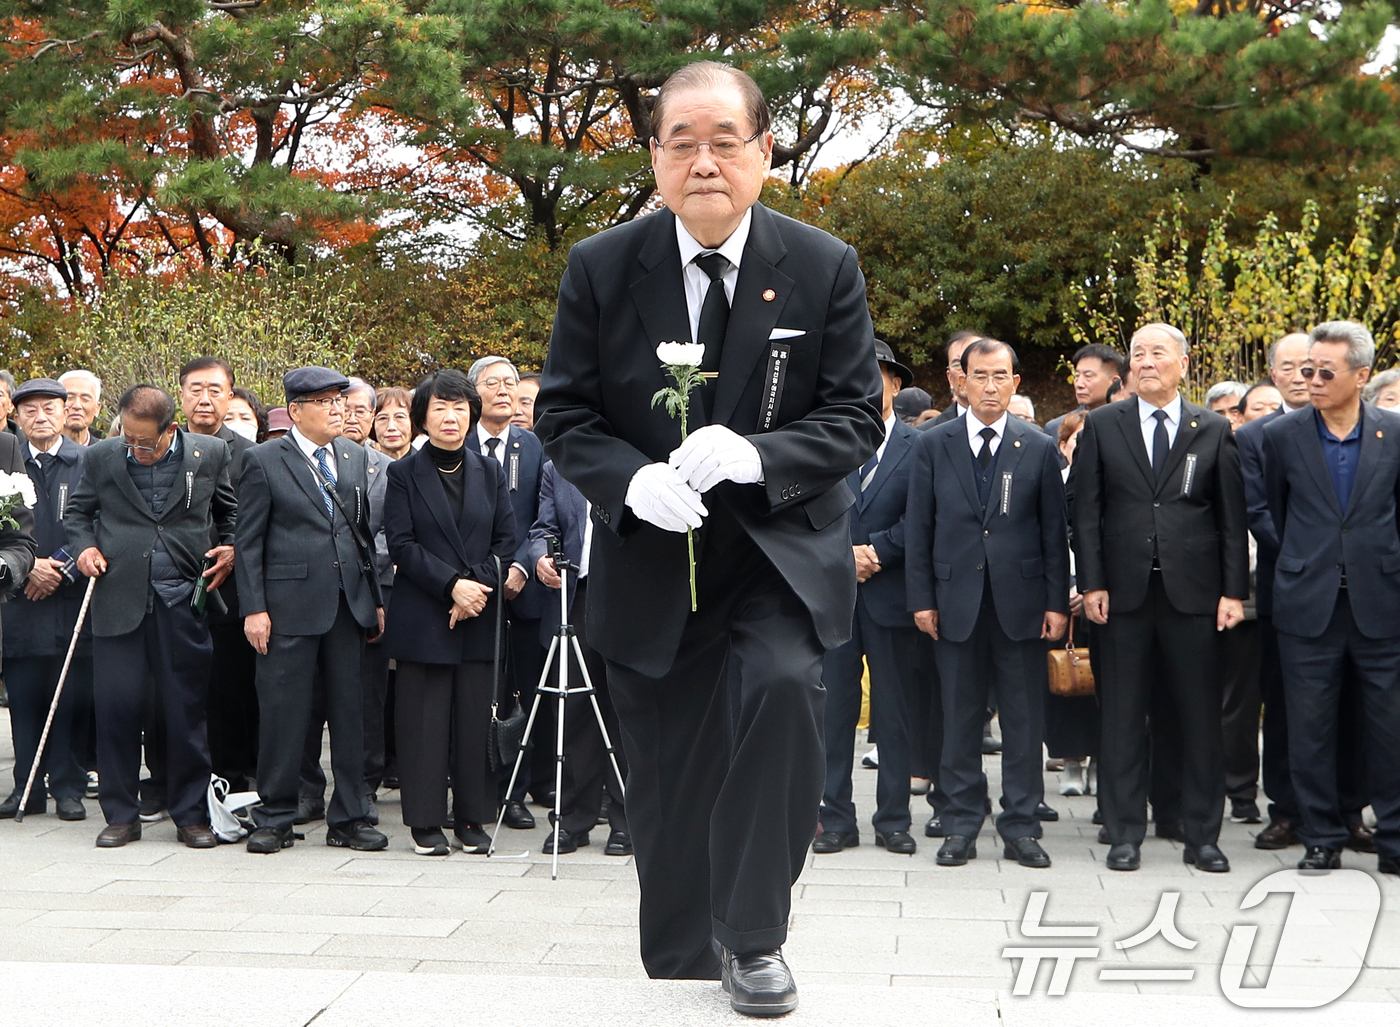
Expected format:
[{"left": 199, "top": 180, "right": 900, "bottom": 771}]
[{"left": 381, "top": 370, "right": 517, "bottom": 855}]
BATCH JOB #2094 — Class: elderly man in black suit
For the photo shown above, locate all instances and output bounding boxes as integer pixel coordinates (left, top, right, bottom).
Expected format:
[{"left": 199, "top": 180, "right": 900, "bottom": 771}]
[
  {"left": 1074, "top": 323, "right": 1249, "bottom": 873},
  {"left": 1264, "top": 321, "right": 1400, "bottom": 874},
  {"left": 917, "top": 331, "right": 979, "bottom": 431},
  {"left": 536, "top": 60, "right": 884, "bottom": 1015},
  {"left": 1, "top": 379, "right": 87, "bottom": 821},
  {"left": 908, "top": 338, "right": 1070, "bottom": 868},
  {"left": 236, "top": 366, "right": 386, "bottom": 855},
  {"left": 65, "top": 385, "right": 236, "bottom": 848},
  {"left": 814, "top": 340, "right": 924, "bottom": 856},
  {"left": 526, "top": 459, "right": 630, "bottom": 856}
]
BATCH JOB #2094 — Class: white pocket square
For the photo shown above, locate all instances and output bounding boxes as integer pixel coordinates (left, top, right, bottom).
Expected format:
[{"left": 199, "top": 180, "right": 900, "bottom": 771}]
[{"left": 768, "top": 327, "right": 806, "bottom": 340}]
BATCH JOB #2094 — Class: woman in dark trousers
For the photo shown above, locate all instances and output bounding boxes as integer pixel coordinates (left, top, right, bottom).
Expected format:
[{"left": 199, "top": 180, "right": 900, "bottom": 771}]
[{"left": 381, "top": 370, "right": 517, "bottom": 855}]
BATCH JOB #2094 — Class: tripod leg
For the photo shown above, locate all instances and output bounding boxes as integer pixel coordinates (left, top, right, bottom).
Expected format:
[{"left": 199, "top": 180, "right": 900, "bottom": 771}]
[
  {"left": 489, "top": 637, "right": 558, "bottom": 856},
  {"left": 551, "top": 635, "right": 570, "bottom": 882},
  {"left": 570, "top": 635, "right": 626, "bottom": 805}
]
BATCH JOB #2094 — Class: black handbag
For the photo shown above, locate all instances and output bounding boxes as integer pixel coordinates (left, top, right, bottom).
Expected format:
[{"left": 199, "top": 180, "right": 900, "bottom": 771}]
[{"left": 487, "top": 555, "right": 526, "bottom": 771}]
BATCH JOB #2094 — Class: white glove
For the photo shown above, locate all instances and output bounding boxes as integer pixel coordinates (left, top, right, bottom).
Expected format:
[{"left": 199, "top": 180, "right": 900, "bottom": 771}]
[
  {"left": 669, "top": 424, "right": 764, "bottom": 494},
  {"left": 625, "top": 462, "right": 708, "bottom": 532}
]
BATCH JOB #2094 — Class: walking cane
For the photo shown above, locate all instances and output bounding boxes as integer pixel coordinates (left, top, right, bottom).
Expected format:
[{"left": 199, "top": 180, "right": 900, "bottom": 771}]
[{"left": 15, "top": 575, "right": 97, "bottom": 824}]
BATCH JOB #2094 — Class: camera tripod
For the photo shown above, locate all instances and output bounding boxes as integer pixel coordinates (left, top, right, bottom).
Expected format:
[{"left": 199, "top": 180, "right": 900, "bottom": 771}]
[{"left": 490, "top": 537, "right": 626, "bottom": 880}]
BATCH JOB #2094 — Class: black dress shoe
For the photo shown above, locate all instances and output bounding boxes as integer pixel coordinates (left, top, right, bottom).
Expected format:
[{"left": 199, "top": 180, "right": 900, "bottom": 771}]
[
  {"left": 1097, "top": 826, "right": 1110, "bottom": 844},
  {"left": 1035, "top": 802, "right": 1059, "bottom": 822},
  {"left": 1230, "top": 798, "right": 1262, "bottom": 824},
  {"left": 95, "top": 821, "right": 141, "bottom": 848},
  {"left": 411, "top": 827, "right": 450, "bottom": 856},
  {"left": 812, "top": 828, "right": 859, "bottom": 853},
  {"left": 0, "top": 792, "right": 44, "bottom": 818},
  {"left": 981, "top": 729, "right": 1001, "bottom": 755},
  {"left": 1254, "top": 818, "right": 1299, "bottom": 850},
  {"left": 453, "top": 823, "right": 491, "bottom": 854},
  {"left": 1003, "top": 836, "right": 1051, "bottom": 868},
  {"left": 176, "top": 823, "right": 218, "bottom": 848},
  {"left": 1378, "top": 855, "right": 1400, "bottom": 875},
  {"left": 875, "top": 829, "right": 917, "bottom": 855},
  {"left": 1155, "top": 819, "right": 1186, "bottom": 843},
  {"left": 530, "top": 790, "right": 557, "bottom": 809},
  {"left": 293, "top": 796, "right": 325, "bottom": 825},
  {"left": 1297, "top": 845, "right": 1342, "bottom": 871},
  {"left": 326, "top": 819, "right": 388, "bottom": 851},
  {"left": 542, "top": 827, "right": 588, "bottom": 854},
  {"left": 1183, "top": 843, "right": 1230, "bottom": 873},
  {"left": 55, "top": 797, "right": 86, "bottom": 821},
  {"left": 502, "top": 800, "right": 535, "bottom": 830},
  {"left": 924, "top": 813, "right": 945, "bottom": 838},
  {"left": 604, "top": 829, "right": 633, "bottom": 856},
  {"left": 721, "top": 947, "right": 798, "bottom": 1017},
  {"left": 936, "top": 834, "right": 976, "bottom": 866},
  {"left": 246, "top": 825, "right": 294, "bottom": 853},
  {"left": 1091, "top": 808, "right": 1103, "bottom": 825},
  {"left": 1345, "top": 821, "right": 1378, "bottom": 854},
  {"left": 1106, "top": 842, "right": 1140, "bottom": 871}
]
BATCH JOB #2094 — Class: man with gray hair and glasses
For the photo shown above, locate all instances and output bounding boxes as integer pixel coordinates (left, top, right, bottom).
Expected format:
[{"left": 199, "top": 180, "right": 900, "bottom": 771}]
[{"left": 1263, "top": 320, "right": 1400, "bottom": 875}]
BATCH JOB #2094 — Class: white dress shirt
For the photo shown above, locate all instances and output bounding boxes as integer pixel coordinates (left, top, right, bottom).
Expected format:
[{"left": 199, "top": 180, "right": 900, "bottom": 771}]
[
  {"left": 965, "top": 411, "right": 1009, "bottom": 458},
  {"left": 675, "top": 208, "right": 752, "bottom": 345},
  {"left": 476, "top": 421, "right": 511, "bottom": 464},
  {"left": 861, "top": 414, "right": 898, "bottom": 491},
  {"left": 1137, "top": 394, "right": 1182, "bottom": 463},
  {"left": 290, "top": 427, "right": 335, "bottom": 483},
  {"left": 580, "top": 504, "right": 594, "bottom": 579}
]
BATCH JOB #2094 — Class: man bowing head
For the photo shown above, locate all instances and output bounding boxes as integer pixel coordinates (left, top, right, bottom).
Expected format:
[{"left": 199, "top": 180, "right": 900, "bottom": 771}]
[{"left": 536, "top": 60, "right": 884, "bottom": 1015}]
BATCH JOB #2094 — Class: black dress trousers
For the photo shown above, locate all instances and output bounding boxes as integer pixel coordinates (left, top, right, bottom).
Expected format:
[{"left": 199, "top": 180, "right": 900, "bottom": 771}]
[
  {"left": 394, "top": 659, "right": 496, "bottom": 828},
  {"left": 606, "top": 506, "right": 825, "bottom": 980}
]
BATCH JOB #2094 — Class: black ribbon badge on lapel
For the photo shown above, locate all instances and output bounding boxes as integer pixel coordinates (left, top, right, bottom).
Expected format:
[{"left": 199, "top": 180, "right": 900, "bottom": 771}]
[{"left": 759, "top": 344, "right": 791, "bottom": 431}]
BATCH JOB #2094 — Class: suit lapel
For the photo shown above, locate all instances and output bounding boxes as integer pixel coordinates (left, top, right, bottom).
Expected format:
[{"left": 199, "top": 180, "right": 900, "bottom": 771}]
[
  {"left": 713, "top": 205, "right": 794, "bottom": 427},
  {"left": 630, "top": 210, "right": 703, "bottom": 428},
  {"left": 413, "top": 450, "right": 471, "bottom": 566},
  {"left": 941, "top": 426, "right": 983, "bottom": 517},
  {"left": 861, "top": 421, "right": 911, "bottom": 510},
  {"left": 1294, "top": 411, "right": 1344, "bottom": 519},
  {"left": 111, "top": 445, "right": 155, "bottom": 521},
  {"left": 1343, "top": 405, "right": 1381, "bottom": 521},
  {"left": 1156, "top": 400, "right": 1201, "bottom": 497},
  {"left": 279, "top": 437, "right": 332, "bottom": 518},
  {"left": 332, "top": 438, "right": 358, "bottom": 520},
  {"left": 1114, "top": 401, "right": 1156, "bottom": 489}
]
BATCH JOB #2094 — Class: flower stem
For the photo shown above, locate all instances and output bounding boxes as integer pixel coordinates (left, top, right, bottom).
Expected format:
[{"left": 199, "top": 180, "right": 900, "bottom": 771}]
[{"left": 687, "top": 527, "right": 697, "bottom": 612}]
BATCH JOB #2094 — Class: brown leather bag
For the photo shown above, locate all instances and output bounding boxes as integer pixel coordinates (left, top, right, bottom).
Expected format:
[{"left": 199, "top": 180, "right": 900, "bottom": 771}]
[{"left": 1047, "top": 618, "right": 1095, "bottom": 697}]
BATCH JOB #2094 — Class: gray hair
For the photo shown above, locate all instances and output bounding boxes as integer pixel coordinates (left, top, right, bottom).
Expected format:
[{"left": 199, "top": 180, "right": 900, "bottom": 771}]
[
  {"left": 59, "top": 369, "right": 102, "bottom": 403},
  {"left": 1363, "top": 367, "right": 1400, "bottom": 403},
  {"left": 1309, "top": 321, "right": 1375, "bottom": 370},
  {"left": 1130, "top": 322, "right": 1189, "bottom": 356},
  {"left": 344, "top": 376, "right": 377, "bottom": 405},
  {"left": 1009, "top": 394, "right": 1036, "bottom": 419},
  {"left": 651, "top": 60, "right": 771, "bottom": 142},
  {"left": 0, "top": 370, "right": 14, "bottom": 396},
  {"left": 466, "top": 356, "right": 518, "bottom": 385},
  {"left": 1205, "top": 381, "right": 1248, "bottom": 407}
]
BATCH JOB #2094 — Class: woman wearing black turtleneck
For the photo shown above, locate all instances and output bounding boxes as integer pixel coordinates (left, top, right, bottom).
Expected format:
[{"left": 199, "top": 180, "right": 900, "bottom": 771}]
[{"left": 381, "top": 370, "right": 517, "bottom": 855}]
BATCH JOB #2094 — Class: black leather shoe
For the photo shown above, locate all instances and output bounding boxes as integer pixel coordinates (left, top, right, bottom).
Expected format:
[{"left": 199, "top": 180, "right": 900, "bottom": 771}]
[
  {"left": 981, "top": 730, "right": 1001, "bottom": 755},
  {"left": 604, "top": 829, "right": 633, "bottom": 856},
  {"left": 1003, "top": 836, "right": 1051, "bottom": 868},
  {"left": 293, "top": 796, "right": 325, "bottom": 825},
  {"left": 1379, "top": 855, "right": 1400, "bottom": 875},
  {"left": 531, "top": 790, "right": 557, "bottom": 808},
  {"left": 0, "top": 792, "right": 44, "bottom": 818},
  {"left": 542, "top": 827, "right": 587, "bottom": 854},
  {"left": 875, "top": 829, "right": 917, "bottom": 855},
  {"left": 246, "top": 825, "right": 294, "bottom": 853},
  {"left": 55, "top": 797, "right": 86, "bottom": 821},
  {"left": 1091, "top": 807, "right": 1103, "bottom": 825},
  {"left": 1345, "top": 821, "right": 1378, "bottom": 854},
  {"left": 936, "top": 835, "right": 976, "bottom": 866},
  {"left": 1106, "top": 842, "right": 1141, "bottom": 871},
  {"left": 1035, "top": 802, "right": 1059, "bottom": 822},
  {"left": 1155, "top": 819, "right": 1186, "bottom": 842},
  {"left": 502, "top": 800, "right": 535, "bottom": 830},
  {"left": 95, "top": 821, "right": 141, "bottom": 848},
  {"left": 1097, "top": 826, "right": 1110, "bottom": 844},
  {"left": 1254, "top": 818, "right": 1299, "bottom": 850},
  {"left": 924, "top": 813, "right": 945, "bottom": 838},
  {"left": 721, "top": 947, "right": 798, "bottom": 1017},
  {"left": 326, "top": 819, "right": 388, "bottom": 851},
  {"left": 453, "top": 823, "right": 491, "bottom": 854},
  {"left": 1183, "top": 843, "right": 1230, "bottom": 873},
  {"left": 812, "top": 828, "right": 859, "bottom": 853},
  {"left": 176, "top": 823, "right": 218, "bottom": 848},
  {"left": 1230, "top": 798, "right": 1262, "bottom": 824},
  {"left": 1297, "top": 845, "right": 1342, "bottom": 871}
]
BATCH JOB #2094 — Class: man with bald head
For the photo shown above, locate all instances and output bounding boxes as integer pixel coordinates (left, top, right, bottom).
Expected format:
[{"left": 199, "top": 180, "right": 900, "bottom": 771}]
[{"left": 1074, "top": 323, "right": 1249, "bottom": 873}]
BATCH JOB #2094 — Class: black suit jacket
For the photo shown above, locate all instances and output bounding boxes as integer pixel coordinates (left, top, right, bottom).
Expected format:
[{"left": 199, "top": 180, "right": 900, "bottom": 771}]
[
  {"left": 849, "top": 419, "right": 919, "bottom": 629},
  {"left": 1073, "top": 397, "right": 1249, "bottom": 616},
  {"left": 64, "top": 432, "right": 236, "bottom": 637},
  {"left": 906, "top": 415, "right": 1069, "bottom": 642},
  {"left": 380, "top": 446, "right": 517, "bottom": 663},
  {"left": 526, "top": 459, "right": 588, "bottom": 644},
  {"left": 536, "top": 203, "right": 884, "bottom": 676},
  {"left": 235, "top": 434, "right": 381, "bottom": 635},
  {"left": 0, "top": 432, "right": 38, "bottom": 656},
  {"left": 1235, "top": 405, "right": 1287, "bottom": 617},
  {"left": 1264, "top": 403, "right": 1400, "bottom": 639}
]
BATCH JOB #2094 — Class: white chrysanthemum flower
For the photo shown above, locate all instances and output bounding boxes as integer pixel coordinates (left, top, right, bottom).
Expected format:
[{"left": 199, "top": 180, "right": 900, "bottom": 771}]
[
  {"left": 656, "top": 342, "right": 705, "bottom": 367},
  {"left": 0, "top": 470, "right": 35, "bottom": 508}
]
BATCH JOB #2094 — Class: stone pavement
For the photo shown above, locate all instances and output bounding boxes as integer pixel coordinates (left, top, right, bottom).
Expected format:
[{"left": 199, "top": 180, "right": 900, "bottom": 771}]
[{"left": 0, "top": 710, "right": 1396, "bottom": 1024}]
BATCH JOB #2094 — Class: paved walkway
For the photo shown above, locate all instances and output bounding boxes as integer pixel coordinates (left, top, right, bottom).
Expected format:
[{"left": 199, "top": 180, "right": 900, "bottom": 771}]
[{"left": 0, "top": 710, "right": 1395, "bottom": 1023}]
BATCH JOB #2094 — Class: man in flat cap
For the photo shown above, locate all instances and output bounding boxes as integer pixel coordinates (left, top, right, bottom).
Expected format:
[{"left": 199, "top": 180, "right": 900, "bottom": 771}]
[
  {"left": 65, "top": 384, "right": 235, "bottom": 848},
  {"left": 236, "top": 366, "right": 386, "bottom": 854},
  {"left": 1, "top": 379, "right": 90, "bottom": 821}
]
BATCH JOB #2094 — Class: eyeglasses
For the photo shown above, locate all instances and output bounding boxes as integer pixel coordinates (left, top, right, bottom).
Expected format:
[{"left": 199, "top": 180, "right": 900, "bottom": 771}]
[
  {"left": 966, "top": 372, "right": 1015, "bottom": 387},
  {"left": 296, "top": 395, "right": 345, "bottom": 409},
  {"left": 1300, "top": 366, "right": 1341, "bottom": 382},
  {"left": 655, "top": 130, "right": 763, "bottom": 163},
  {"left": 122, "top": 435, "right": 163, "bottom": 453},
  {"left": 477, "top": 376, "right": 518, "bottom": 391}
]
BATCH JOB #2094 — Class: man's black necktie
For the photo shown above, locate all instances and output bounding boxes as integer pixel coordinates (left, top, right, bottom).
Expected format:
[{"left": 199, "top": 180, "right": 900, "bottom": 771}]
[
  {"left": 485, "top": 436, "right": 500, "bottom": 462},
  {"left": 693, "top": 252, "right": 730, "bottom": 374},
  {"left": 1151, "top": 409, "right": 1170, "bottom": 482},
  {"left": 977, "top": 426, "right": 996, "bottom": 469}
]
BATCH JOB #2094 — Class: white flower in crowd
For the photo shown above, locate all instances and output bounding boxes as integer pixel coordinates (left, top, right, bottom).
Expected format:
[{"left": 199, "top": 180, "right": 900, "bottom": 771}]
[
  {"left": 0, "top": 470, "right": 37, "bottom": 508},
  {"left": 656, "top": 342, "right": 705, "bottom": 367}
]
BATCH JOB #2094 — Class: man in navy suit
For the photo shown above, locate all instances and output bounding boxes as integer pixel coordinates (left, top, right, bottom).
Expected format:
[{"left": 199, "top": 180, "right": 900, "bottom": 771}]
[
  {"left": 813, "top": 341, "right": 923, "bottom": 855},
  {"left": 1264, "top": 321, "right": 1400, "bottom": 874},
  {"left": 907, "top": 338, "right": 1069, "bottom": 868}
]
